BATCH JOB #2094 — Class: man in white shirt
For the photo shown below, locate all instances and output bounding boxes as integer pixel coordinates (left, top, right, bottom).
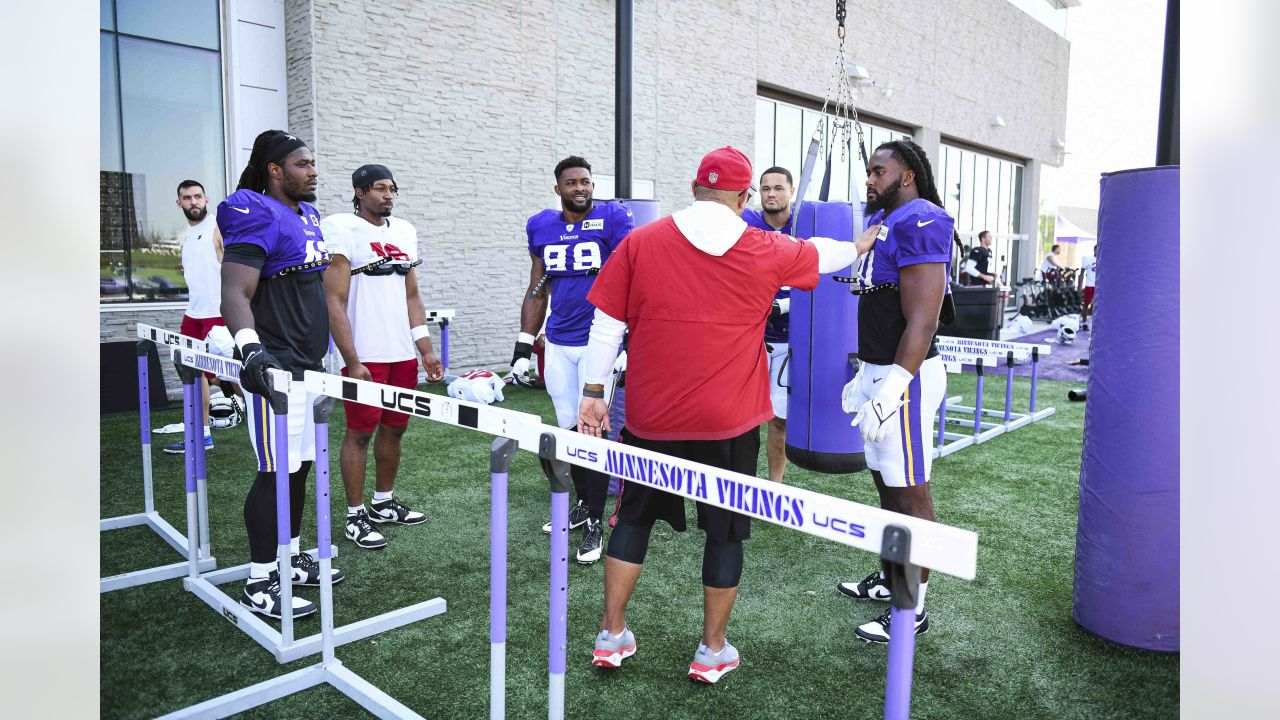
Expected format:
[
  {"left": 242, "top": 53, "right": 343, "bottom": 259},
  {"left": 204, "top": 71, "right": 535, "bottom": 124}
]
[
  {"left": 1078, "top": 245, "right": 1098, "bottom": 330},
  {"left": 1040, "top": 243, "right": 1063, "bottom": 280},
  {"left": 321, "top": 165, "right": 445, "bottom": 549},
  {"left": 166, "top": 180, "right": 226, "bottom": 454}
]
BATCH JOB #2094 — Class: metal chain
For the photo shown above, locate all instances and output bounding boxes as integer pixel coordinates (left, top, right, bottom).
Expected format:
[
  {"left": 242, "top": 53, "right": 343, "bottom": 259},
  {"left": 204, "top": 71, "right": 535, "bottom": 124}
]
[{"left": 817, "top": 1, "right": 865, "bottom": 165}]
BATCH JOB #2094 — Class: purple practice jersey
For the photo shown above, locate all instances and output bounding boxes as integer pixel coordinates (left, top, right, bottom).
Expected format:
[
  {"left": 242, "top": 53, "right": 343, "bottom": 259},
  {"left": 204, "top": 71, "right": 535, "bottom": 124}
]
[
  {"left": 742, "top": 208, "right": 791, "bottom": 343},
  {"left": 851, "top": 198, "right": 954, "bottom": 365},
  {"left": 527, "top": 201, "right": 634, "bottom": 346},
  {"left": 218, "top": 189, "right": 331, "bottom": 372}
]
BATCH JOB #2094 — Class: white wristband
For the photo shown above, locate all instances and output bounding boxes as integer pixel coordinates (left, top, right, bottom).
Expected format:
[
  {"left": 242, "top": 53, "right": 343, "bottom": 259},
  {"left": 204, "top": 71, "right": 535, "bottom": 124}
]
[
  {"left": 411, "top": 325, "right": 431, "bottom": 343},
  {"left": 874, "top": 364, "right": 915, "bottom": 404},
  {"left": 234, "top": 328, "right": 260, "bottom": 352},
  {"left": 517, "top": 332, "right": 537, "bottom": 345}
]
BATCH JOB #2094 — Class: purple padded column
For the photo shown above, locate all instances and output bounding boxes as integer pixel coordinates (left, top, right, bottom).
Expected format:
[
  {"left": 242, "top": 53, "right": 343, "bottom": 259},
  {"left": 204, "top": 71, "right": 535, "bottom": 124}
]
[
  {"left": 270, "top": 389, "right": 294, "bottom": 641},
  {"left": 441, "top": 319, "right": 450, "bottom": 372},
  {"left": 548, "top": 488, "right": 569, "bottom": 719},
  {"left": 313, "top": 398, "right": 336, "bottom": 663},
  {"left": 489, "top": 437, "right": 516, "bottom": 720},
  {"left": 182, "top": 382, "right": 197, "bottom": 496},
  {"left": 883, "top": 606, "right": 917, "bottom": 720},
  {"left": 1073, "top": 166, "right": 1179, "bottom": 651}
]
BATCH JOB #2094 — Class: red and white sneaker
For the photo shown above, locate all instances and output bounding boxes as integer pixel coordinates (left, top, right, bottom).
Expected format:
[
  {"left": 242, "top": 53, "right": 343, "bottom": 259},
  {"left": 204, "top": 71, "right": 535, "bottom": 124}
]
[
  {"left": 688, "top": 640, "right": 739, "bottom": 684},
  {"left": 592, "top": 628, "right": 636, "bottom": 668}
]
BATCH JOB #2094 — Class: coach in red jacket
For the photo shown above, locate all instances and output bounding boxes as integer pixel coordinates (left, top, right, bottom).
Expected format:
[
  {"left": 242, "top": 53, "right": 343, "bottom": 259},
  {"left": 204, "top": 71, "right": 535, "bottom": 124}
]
[{"left": 577, "top": 146, "right": 872, "bottom": 683}]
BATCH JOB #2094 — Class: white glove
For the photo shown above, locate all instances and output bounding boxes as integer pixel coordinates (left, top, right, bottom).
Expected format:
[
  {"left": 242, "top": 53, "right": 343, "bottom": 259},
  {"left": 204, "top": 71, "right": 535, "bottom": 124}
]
[
  {"left": 206, "top": 325, "right": 235, "bottom": 358},
  {"left": 851, "top": 364, "right": 914, "bottom": 444},
  {"left": 841, "top": 365, "right": 866, "bottom": 414},
  {"left": 612, "top": 350, "right": 628, "bottom": 374}
]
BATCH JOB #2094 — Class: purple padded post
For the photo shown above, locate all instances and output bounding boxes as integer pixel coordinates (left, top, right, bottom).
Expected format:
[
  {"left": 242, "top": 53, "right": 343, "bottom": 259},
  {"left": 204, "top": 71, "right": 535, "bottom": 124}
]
[
  {"left": 138, "top": 352, "right": 151, "bottom": 438},
  {"left": 441, "top": 319, "right": 450, "bottom": 371},
  {"left": 549, "top": 489, "right": 569, "bottom": 676},
  {"left": 314, "top": 421, "right": 332, "bottom": 562},
  {"left": 182, "top": 381, "right": 197, "bottom": 494},
  {"left": 1073, "top": 166, "right": 1179, "bottom": 651},
  {"left": 883, "top": 606, "right": 917, "bottom": 720},
  {"left": 491, "top": 470, "right": 508, "bottom": 646},
  {"left": 273, "top": 405, "right": 290, "bottom": 547}
]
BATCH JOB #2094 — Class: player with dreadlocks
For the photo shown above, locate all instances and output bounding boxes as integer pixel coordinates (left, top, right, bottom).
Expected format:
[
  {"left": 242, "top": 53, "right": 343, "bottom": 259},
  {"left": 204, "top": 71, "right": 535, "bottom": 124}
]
[
  {"left": 219, "top": 129, "right": 346, "bottom": 619},
  {"left": 835, "top": 138, "right": 955, "bottom": 643}
]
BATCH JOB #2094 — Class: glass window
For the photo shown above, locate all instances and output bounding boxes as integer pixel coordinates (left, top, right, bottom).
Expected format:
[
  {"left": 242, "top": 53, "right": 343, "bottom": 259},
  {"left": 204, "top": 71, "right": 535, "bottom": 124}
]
[
  {"left": 773, "top": 103, "right": 803, "bottom": 190},
  {"left": 117, "top": 0, "right": 220, "bottom": 50},
  {"left": 754, "top": 98, "right": 775, "bottom": 173},
  {"left": 101, "top": 34, "right": 122, "bottom": 172},
  {"left": 944, "top": 146, "right": 961, "bottom": 218},
  {"left": 985, "top": 156, "right": 1000, "bottom": 234},
  {"left": 101, "top": 0, "right": 114, "bottom": 30}
]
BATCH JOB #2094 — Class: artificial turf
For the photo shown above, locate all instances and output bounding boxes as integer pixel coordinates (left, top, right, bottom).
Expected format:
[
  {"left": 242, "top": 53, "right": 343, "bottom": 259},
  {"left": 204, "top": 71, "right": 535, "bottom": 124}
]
[{"left": 100, "top": 374, "right": 1177, "bottom": 719}]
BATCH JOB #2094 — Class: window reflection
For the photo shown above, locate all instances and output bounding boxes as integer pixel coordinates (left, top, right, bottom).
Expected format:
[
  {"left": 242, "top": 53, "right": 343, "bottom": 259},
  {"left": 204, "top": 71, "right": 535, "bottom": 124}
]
[{"left": 117, "top": 0, "right": 220, "bottom": 50}]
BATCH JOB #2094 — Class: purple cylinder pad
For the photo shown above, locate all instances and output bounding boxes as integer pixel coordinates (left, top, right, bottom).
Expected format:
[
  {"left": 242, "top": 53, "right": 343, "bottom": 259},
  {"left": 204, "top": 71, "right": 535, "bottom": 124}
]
[
  {"left": 786, "top": 200, "right": 866, "bottom": 473},
  {"left": 1072, "top": 166, "right": 1179, "bottom": 651}
]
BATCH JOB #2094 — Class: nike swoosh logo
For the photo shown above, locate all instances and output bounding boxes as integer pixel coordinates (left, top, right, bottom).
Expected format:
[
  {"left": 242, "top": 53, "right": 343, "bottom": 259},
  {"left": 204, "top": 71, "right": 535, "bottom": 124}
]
[
  {"left": 917, "top": 219, "right": 935, "bottom": 227},
  {"left": 872, "top": 378, "right": 883, "bottom": 384},
  {"left": 231, "top": 206, "right": 251, "bottom": 214}
]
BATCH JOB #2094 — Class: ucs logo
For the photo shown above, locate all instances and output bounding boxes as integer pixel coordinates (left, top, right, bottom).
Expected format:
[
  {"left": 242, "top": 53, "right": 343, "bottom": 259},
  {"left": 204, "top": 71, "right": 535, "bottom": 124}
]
[{"left": 567, "top": 447, "right": 598, "bottom": 463}]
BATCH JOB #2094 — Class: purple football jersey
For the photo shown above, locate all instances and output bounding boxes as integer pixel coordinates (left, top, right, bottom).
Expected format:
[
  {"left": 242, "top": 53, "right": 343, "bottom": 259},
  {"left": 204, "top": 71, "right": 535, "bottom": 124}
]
[{"left": 218, "top": 189, "right": 329, "bottom": 278}]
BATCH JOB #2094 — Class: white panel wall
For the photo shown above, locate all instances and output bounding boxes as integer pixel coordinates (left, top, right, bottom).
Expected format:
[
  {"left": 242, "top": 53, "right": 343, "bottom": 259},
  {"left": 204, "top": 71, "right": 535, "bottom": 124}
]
[{"left": 226, "top": 0, "right": 288, "bottom": 182}]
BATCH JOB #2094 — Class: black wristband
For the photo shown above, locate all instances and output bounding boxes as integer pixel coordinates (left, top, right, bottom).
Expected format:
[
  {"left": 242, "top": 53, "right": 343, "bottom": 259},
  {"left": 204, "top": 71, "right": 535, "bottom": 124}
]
[
  {"left": 512, "top": 341, "right": 533, "bottom": 364},
  {"left": 582, "top": 387, "right": 605, "bottom": 399}
]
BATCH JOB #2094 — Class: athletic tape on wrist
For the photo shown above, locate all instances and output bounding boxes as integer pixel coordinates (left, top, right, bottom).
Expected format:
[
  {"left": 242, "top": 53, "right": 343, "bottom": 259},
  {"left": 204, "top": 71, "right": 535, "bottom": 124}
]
[
  {"left": 517, "top": 332, "right": 537, "bottom": 345},
  {"left": 411, "top": 325, "right": 431, "bottom": 342},
  {"left": 234, "top": 328, "right": 261, "bottom": 352}
]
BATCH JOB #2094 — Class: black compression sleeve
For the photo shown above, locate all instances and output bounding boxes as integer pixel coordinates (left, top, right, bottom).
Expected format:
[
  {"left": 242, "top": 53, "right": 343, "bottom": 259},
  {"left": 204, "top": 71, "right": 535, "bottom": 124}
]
[{"left": 223, "top": 242, "right": 267, "bottom": 269}]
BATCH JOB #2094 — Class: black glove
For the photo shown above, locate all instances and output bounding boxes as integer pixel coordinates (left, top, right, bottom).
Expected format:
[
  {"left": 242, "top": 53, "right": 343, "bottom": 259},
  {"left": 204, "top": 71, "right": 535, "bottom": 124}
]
[
  {"left": 239, "top": 343, "right": 282, "bottom": 397},
  {"left": 769, "top": 301, "right": 783, "bottom": 323},
  {"left": 511, "top": 340, "right": 534, "bottom": 365}
]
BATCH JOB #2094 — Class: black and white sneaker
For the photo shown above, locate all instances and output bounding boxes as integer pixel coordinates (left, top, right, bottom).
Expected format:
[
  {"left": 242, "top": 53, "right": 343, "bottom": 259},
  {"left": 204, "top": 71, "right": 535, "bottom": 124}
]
[
  {"left": 576, "top": 519, "right": 603, "bottom": 565},
  {"left": 837, "top": 570, "right": 893, "bottom": 601},
  {"left": 241, "top": 571, "right": 317, "bottom": 619},
  {"left": 369, "top": 497, "right": 427, "bottom": 525},
  {"left": 542, "top": 499, "right": 590, "bottom": 534},
  {"left": 854, "top": 607, "right": 929, "bottom": 644},
  {"left": 345, "top": 510, "right": 387, "bottom": 549},
  {"left": 290, "top": 551, "right": 347, "bottom": 587}
]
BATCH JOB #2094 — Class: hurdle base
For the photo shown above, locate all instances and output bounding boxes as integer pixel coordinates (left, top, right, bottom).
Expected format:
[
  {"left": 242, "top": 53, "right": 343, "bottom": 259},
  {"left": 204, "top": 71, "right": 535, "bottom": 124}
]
[
  {"left": 156, "top": 659, "right": 425, "bottom": 720},
  {"left": 183, "top": 553, "right": 447, "bottom": 664},
  {"left": 100, "top": 511, "right": 217, "bottom": 593}
]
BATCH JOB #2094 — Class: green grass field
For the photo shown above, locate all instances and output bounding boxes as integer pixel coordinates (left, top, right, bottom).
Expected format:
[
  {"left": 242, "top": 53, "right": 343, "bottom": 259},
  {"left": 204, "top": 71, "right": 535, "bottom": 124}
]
[{"left": 100, "top": 375, "right": 1177, "bottom": 719}]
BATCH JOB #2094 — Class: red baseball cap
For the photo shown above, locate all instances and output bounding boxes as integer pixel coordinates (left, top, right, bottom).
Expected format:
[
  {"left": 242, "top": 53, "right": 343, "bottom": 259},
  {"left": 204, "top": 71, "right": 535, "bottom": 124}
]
[{"left": 695, "top": 146, "right": 753, "bottom": 192}]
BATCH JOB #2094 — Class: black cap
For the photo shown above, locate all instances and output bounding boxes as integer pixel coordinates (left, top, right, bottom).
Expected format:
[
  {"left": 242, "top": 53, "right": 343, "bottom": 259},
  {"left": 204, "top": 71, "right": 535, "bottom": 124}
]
[{"left": 352, "top": 164, "right": 394, "bottom": 189}]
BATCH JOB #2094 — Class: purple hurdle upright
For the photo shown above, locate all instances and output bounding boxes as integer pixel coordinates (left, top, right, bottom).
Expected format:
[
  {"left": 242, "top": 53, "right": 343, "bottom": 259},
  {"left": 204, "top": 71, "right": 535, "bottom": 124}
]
[
  {"left": 880, "top": 525, "right": 921, "bottom": 720},
  {"left": 181, "top": 368, "right": 200, "bottom": 577},
  {"left": 1029, "top": 346, "right": 1040, "bottom": 414},
  {"left": 1003, "top": 351, "right": 1015, "bottom": 424},
  {"left": 538, "top": 432, "right": 573, "bottom": 720},
  {"left": 972, "top": 358, "right": 986, "bottom": 436},
  {"left": 139, "top": 341, "right": 155, "bottom": 509},
  {"left": 441, "top": 317, "right": 451, "bottom": 372},
  {"left": 267, "top": 382, "right": 298, "bottom": 645},
  {"left": 490, "top": 437, "right": 518, "bottom": 719}
]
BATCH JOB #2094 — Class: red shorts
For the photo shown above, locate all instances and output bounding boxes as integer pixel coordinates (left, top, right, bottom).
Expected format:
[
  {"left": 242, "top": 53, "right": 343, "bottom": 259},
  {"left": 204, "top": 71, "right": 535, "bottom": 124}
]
[
  {"left": 342, "top": 359, "right": 419, "bottom": 432},
  {"left": 180, "top": 315, "right": 226, "bottom": 380},
  {"left": 1083, "top": 286, "right": 1095, "bottom": 306}
]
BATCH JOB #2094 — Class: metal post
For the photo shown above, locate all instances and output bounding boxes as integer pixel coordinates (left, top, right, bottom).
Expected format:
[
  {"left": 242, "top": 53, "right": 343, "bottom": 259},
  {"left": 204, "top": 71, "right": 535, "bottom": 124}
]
[
  {"left": 313, "top": 396, "right": 337, "bottom": 665},
  {"left": 440, "top": 318, "right": 451, "bottom": 374},
  {"left": 1003, "top": 351, "right": 1014, "bottom": 424},
  {"left": 1029, "top": 347, "right": 1039, "bottom": 415},
  {"left": 138, "top": 341, "right": 155, "bottom": 513},
  {"left": 880, "top": 526, "right": 920, "bottom": 720},
  {"left": 181, "top": 372, "right": 201, "bottom": 579},
  {"left": 269, "top": 384, "right": 295, "bottom": 645},
  {"left": 194, "top": 392, "right": 212, "bottom": 560},
  {"left": 490, "top": 437, "right": 517, "bottom": 720},
  {"left": 539, "top": 433, "right": 571, "bottom": 720},
  {"left": 615, "top": 0, "right": 634, "bottom": 199},
  {"left": 973, "top": 358, "right": 985, "bottom": 436}
]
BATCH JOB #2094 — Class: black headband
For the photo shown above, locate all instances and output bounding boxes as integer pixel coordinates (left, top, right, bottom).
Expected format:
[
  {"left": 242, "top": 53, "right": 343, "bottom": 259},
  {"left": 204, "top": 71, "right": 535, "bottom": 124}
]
[{"left": 263, "top": 132, "right": 307, "bottom": 168}]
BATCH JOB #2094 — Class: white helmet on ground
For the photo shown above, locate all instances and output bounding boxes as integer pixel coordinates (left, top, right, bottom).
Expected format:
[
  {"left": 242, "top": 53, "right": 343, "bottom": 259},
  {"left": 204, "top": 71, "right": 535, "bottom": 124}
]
[{"left": 210, "top": 395, "right": 245, "bottom": 429}]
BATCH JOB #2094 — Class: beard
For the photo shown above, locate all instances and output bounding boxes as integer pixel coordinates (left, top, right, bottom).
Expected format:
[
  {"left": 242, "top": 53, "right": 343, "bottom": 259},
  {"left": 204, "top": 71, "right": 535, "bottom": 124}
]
[
  {"left": 562, "top": 194, "right": 592, "bottom": 214},
  {"left": 866, "top": 182, "right": 901, "bottom": 214},
  {"left": 183, "top": 205, "right": 207, "bottom": 222},
  {"left": 283, "top": 175, "right": 317, "bottom": 203}
]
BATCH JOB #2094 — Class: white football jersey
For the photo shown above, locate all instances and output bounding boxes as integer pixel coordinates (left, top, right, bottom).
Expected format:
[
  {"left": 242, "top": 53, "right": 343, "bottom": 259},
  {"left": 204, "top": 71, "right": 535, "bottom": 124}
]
[{"left": 320, "top": 213, "right": 421, "bottom": 363}]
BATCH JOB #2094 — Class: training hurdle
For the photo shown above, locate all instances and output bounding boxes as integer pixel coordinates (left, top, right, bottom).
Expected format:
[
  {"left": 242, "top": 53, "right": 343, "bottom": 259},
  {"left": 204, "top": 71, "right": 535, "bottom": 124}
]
[
  {"left": 932, "top": 336, "right": 1057, "bottom": 458},
  {"left": 300, "top": 371, "right": 979, "bottom": 720},
  {"left": 99, "top": 324, "right": 218, "bottom": 593},
  {"left": 423, "top": 308, "right": 455, "bottom": 372},
  {"left": 170, "top": 346, "right": 445, "bottom": 666}
]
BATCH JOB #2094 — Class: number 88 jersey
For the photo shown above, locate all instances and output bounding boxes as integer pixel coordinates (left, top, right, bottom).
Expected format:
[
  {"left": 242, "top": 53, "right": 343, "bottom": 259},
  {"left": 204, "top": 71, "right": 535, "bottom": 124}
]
[{"left": 526, "top": 201, "right": 635, "bottom": 346}]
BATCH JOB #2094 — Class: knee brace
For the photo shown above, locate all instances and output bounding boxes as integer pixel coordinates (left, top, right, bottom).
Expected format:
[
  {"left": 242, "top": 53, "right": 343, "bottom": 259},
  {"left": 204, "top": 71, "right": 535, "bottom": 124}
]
[
  {"left": 605, "top": 519, "right": 653, "bottom": 565},
  {"left": 702, "top": 536, "right": 744, "bottom": 588}
]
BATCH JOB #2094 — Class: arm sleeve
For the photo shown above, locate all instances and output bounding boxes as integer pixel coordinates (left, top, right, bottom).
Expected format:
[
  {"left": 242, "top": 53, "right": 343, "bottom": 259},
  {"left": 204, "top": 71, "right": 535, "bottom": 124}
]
[
  {"left": 582, "top": 309, "right": 627, "bottom": 385},
  {"left": 222, "top": 242, "right": 267, "bottom": 269},
  {"left": 808, "top": 236, "right": 859, "bottom": 274},
  {"left": 895, "top": 213, "right": 954, "bottom": 268},
  {"left": 770, "top": 233, "right": 821, "bottom": 290},
  {"left": 586, "top": 236, "right": 633, "bottom": 323}
]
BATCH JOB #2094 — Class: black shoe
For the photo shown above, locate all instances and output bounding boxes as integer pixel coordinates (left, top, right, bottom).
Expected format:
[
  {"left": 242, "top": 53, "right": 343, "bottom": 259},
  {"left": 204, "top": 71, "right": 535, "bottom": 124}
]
[
  {"left": 542, "top": 499, "right": 590, "bottom": 534},
  {"left": 345, "top": 510, "right": 388, "bottom": 549},
  {"left": 241, "top": 571, "right": 317, "bottom": 619},
  {"left": 576, "top": 519, "right": 603, "bottom": 564},
  {"left": 290, "top": 551, "right": 347, "bottom": 587},
  {"left": 369, "top": 497, "right": 427, "bottom": 525},
  {"left": 836, "top": 570, "right": 892, "bottom": 601},
  {"left": 854, "top": 607, "right": 929, "bottom": 644}
]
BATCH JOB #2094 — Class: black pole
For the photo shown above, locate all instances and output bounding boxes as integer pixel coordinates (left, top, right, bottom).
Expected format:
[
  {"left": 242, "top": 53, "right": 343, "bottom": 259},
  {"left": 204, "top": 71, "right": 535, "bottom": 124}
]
[
  {"left": 615, "top": 0, "right": 633, "bottom": 199},
  {"left": 1155, "top": 0, "right": 1178, "bottom": 166}
]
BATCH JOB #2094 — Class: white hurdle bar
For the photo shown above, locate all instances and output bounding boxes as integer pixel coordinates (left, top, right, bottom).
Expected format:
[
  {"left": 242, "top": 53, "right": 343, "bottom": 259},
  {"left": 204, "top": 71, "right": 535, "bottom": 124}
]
[
  {"left": 100, "top": 324, "right": 218, "bottom": 593},
  {"left": 300, "top": 370, "right": 979, "bottom": 720},
  {"left": 170, "top": 346, "right": 444, "bottom": 666},
  {"left": 933, "top": 337, "right": 1057, "bottom": 459}
]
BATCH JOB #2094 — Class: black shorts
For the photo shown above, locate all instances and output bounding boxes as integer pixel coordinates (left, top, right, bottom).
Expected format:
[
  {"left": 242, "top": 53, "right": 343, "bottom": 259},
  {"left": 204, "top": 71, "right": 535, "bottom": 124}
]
[{"left": 617, "top": 426, "right": 760, "bottom": 542}]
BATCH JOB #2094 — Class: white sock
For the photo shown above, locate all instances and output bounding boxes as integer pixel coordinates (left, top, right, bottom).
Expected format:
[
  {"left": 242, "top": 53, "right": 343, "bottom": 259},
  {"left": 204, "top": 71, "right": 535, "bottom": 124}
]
[
  {"left": 915, "top": 582, "right": 929, "bottom": 615},
  {"left": 203, "top": 426, "right": 211, "bottom": 437},
  {"left": 249, "top": 562, "right": 275, "bottom": 580},
  {"left": 373, "top": 490, "right": 393, "bottom": 502},
  {"left": 347, "top": 505, "right": 365, "bottom": 517},
  {"left": 290, "top": 537, "right": 300, "bottom": 555}
]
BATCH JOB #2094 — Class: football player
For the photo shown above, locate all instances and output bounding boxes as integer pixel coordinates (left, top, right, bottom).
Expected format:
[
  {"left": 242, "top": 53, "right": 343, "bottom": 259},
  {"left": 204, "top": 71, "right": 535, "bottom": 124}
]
[
  {"left": 219, "top": 129, "right": 345, "bottom": 619},
  {"left": 510, "top": 156, "right": 634, "bottom": 564},
  {"left": 321, "top": 164, "right": 444, "bottom": 551},
  {"left": 741, "top": 166, "right": 796, "bottom": 483},
  {"left": 837, "top": 139, "right": 954, "bottom": 644}
]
